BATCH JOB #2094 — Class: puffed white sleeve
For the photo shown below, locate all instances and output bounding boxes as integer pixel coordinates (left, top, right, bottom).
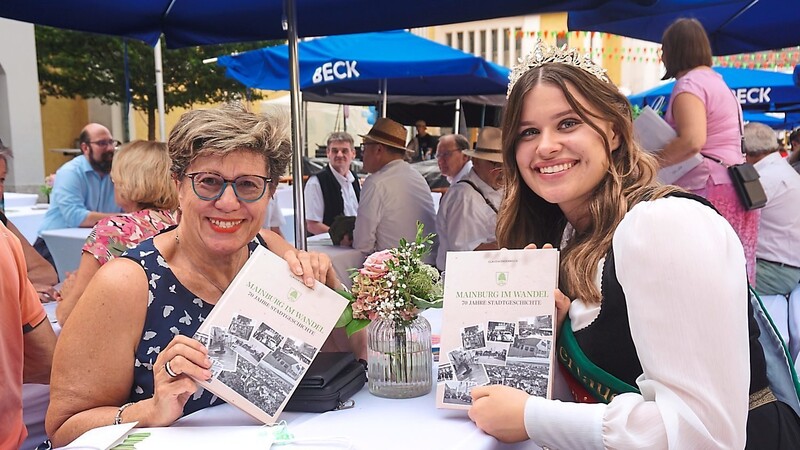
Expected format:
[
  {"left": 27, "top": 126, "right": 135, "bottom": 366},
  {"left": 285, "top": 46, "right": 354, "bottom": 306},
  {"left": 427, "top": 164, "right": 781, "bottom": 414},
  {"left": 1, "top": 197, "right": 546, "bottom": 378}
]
[{"left": 523, "top": 197, "right": 750, "bottom": 449}]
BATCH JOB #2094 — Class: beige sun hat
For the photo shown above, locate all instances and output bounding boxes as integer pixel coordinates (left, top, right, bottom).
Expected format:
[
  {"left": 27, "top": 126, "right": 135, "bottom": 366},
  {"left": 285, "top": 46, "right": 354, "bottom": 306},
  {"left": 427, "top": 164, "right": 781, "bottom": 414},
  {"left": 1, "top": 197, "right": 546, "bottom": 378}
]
[
  {"left": 463, "top": 126, "right": 502, "bottom": 163},
  {"left": 359, "top": 118, "right": 408, "bottom": 151}
]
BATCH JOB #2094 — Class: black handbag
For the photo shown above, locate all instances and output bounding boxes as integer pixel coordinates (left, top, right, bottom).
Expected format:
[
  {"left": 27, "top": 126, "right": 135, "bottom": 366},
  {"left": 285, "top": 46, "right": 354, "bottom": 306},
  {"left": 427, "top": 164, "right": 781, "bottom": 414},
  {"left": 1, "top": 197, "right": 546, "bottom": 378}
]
[
  {"left": 701, "top": 103, "right": 767, "bottom": 211},
  {"left": 728, "top": 163, "right": 767, "bottom": 210},
  {"left": 284, "top": 352, "right": 366, "bottom": 413}
]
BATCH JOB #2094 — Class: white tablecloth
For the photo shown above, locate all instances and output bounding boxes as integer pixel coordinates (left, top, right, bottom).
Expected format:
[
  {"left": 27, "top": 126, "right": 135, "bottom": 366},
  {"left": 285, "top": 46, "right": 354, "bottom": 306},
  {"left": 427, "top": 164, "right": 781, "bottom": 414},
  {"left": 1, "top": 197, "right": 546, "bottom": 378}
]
[
  {"left": 40, "top": 228, "right": 91, "bottom": 281},
  {"left": 5, "top": 192, "right": 39, "bottom": 208},
  {"left": 174, "top": 384, "right": 532, "bottom": 450},
  {"left": 307, "top": 233, "right": 366, "bottom": 289},
  {"left": 5, "top": 205, "right": 49, "bottom": 244}
]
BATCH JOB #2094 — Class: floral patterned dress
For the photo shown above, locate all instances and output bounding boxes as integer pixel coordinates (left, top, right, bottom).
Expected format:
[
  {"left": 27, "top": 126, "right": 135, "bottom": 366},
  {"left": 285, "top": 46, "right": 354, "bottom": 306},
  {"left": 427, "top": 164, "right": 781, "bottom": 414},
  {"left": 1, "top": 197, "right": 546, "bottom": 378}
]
[
  {"left": 120, "top": 236, "right": 264, "bottom": 416},
  {"left": 82, "top": 209, "right": 177, "bottom": 265}
]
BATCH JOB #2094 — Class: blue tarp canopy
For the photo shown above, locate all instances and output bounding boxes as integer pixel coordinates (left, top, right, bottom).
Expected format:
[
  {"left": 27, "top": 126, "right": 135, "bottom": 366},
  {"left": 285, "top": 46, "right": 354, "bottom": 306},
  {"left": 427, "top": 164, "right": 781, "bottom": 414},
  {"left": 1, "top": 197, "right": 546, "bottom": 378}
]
[
  {"left": 628, "top": 67, "right": 800, "bottom": 112},
  {"left": 216, "top": 31, "right": 510, "bottom": 105},
  {"left": 569, "top": 0, "right": 799, "bottom": 56},
  {"left": 743, "top": 112, "right": 800, "bottom": 130},
  {"left": 0, "top": 0, "right": 659, "bottom": 48}
]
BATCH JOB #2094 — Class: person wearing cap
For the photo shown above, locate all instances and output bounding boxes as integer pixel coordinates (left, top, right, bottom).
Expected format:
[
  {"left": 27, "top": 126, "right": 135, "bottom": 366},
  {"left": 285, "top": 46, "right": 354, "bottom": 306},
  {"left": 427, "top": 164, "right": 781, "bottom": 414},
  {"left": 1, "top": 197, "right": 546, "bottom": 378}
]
[
  {"left": 352, "top": 118, "right": 438, "bottom": 264},
  {"left": 34, "top": 123, "right": 123, "bottom": 270},
  {"left": 743, "top": 122, "right": 800, "bottom": 298},
  {"left": 408, "top": 120, "right": 439, "bottom": 161},
  {"left": 435, "top": 127, "right": 504, "bottom": 271},
  {"left": 436, "top": 134, "right": 473, "bottom": 186}
]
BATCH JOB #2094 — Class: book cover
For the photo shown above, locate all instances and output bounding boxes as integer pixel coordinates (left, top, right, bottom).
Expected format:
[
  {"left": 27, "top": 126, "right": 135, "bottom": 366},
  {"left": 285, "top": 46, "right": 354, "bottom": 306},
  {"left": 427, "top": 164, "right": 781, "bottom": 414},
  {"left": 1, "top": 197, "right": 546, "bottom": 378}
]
[
  {"left": 436, "top": 249, "right": 559, "bottom": 410},
  {"left": 191, "top": 245, "right": 349, "bottom": 423}
]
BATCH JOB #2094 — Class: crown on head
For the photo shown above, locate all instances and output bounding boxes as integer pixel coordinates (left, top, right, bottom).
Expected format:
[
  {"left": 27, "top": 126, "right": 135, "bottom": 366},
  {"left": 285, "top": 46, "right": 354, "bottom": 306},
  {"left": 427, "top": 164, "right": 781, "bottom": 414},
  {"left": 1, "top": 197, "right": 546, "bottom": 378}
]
[{"left": 507, "top": 40, "right": 610, "bottom": 97}]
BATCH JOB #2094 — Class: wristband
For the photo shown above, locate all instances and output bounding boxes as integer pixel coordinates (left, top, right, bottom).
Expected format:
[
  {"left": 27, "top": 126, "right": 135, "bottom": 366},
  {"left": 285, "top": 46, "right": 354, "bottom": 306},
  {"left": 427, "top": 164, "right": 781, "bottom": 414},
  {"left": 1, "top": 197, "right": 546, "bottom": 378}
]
[{"left": 114, "top": 402, "right": 135, "bottom": 425}]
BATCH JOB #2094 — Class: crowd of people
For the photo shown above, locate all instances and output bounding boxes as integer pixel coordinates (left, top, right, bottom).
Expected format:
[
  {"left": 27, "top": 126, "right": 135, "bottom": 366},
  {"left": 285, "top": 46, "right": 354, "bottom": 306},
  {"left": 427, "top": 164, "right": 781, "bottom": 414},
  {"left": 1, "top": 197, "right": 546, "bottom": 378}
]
[{"left": 3, "top": 14, "right": 800, "bottom": 450}]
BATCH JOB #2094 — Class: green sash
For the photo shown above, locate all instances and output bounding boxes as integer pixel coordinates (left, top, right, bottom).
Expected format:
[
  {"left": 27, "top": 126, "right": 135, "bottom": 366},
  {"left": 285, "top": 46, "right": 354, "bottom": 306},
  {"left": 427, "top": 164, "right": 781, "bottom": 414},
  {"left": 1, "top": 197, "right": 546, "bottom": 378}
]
[
  {"left": 557, "top": 317, "right": 639, "bottom": 404},
  {"left": 558, "top": 288, "right": 800, "bottom": 412}
]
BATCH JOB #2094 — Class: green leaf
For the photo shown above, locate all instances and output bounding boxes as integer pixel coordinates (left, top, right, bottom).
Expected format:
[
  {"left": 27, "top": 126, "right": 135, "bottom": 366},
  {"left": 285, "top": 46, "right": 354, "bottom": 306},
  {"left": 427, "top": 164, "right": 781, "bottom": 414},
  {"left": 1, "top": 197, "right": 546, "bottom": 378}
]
[
  {"left": 335, "top": 304, "right": 354, "bottom": 329},
  {"left": 345, "top": 319, "right": 371, "bottom": 337},
  {"left": 410, "top": 294, "right": 443, "bottom": 310},
  {"left": 335, "top": 288, "right": 354, "bottom": 302}
]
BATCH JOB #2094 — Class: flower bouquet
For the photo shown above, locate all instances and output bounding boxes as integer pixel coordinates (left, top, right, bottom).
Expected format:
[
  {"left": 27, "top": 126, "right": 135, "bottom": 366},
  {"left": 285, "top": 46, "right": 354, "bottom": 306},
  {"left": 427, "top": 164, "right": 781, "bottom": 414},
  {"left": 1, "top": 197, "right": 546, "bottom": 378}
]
[
  {"left": 336, "top": 222, "right": 442, "bottom": 398},
  {"left": 40, "top": 173, "right": 55, "bottom": 203}
]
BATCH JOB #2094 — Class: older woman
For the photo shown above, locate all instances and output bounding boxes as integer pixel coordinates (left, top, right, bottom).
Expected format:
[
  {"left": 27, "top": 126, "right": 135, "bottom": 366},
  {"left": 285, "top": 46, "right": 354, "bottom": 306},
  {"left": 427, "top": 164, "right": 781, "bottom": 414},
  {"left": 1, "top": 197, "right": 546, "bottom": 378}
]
[
  {"left": 46, "top": 104, "right": 346, "bottom": 446},
  {"left": 57, "top": 141, "right": 179, "bottom": 325},
  {"left": 659, "top": 18, "right": 760, "bottom": 283}
]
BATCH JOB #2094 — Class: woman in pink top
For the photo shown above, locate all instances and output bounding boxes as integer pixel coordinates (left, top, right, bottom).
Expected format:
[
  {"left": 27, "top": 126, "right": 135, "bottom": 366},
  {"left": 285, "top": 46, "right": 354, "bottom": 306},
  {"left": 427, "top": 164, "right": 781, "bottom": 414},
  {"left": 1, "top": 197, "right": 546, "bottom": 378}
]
[
  {"left": 659, "top": 18, "right": 759, "bottom": 282},
  {"left": 57, "top": 141, "right": 178, "bottom": 324}
]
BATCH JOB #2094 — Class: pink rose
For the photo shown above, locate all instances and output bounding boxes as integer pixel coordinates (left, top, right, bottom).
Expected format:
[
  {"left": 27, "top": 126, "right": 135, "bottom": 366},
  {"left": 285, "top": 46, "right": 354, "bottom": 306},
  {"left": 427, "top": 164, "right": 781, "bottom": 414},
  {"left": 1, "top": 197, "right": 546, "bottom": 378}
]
[{"left": 359, "top": 249, "right": 395, "bottom": 278}]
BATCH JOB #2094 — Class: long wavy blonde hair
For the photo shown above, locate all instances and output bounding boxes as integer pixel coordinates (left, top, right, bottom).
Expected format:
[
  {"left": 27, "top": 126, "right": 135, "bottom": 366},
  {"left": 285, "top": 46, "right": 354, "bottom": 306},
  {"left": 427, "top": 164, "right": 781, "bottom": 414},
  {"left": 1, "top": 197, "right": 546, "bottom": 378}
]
[{"left": 496, "top": 63, "right": 680, "bottom": 304}]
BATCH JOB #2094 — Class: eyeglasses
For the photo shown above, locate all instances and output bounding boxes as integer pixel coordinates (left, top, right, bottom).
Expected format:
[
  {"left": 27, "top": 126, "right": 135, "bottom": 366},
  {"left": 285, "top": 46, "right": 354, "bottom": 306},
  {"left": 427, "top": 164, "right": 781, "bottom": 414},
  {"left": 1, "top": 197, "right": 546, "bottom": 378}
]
[
  {"left": 87, "top": 139, "right": 122, "bottom": 148},
  {"left": 185, "top": 172, "right": 271, "bottom": 203}
]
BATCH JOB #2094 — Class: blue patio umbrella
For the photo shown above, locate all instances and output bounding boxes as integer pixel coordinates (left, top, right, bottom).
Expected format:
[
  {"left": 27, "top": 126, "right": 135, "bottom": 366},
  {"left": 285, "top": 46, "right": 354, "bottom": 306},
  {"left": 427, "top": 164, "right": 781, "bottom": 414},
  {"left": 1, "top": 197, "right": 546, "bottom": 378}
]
[
  {"left": 628, "top": 67, "right": 800, "bottom": 112},
  {"left": 216, "top": 31, "right": 510, "bottom": 104},
  {"left": 0, "top": 0, "right": 663, "bottom": 247},
  {"left": 0, "top": 0, "right": 658, "bottom": 49},
  {"left": 569, "top": 0, "right": 799, "bottom": 56},
  {"left": 743, "top": 112, "right": 800, "bottom": 130}
]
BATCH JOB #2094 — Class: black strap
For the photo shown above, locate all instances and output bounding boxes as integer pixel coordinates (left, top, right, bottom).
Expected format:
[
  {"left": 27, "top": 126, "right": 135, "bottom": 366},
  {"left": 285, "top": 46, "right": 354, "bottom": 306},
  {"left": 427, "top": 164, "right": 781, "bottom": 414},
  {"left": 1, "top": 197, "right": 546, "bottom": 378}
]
[
  {"left": 457, "top": 179, "right": 498, "bottom": 213},
  {"left": 699, "top": 90, "right": 746, "bottom": 164}
]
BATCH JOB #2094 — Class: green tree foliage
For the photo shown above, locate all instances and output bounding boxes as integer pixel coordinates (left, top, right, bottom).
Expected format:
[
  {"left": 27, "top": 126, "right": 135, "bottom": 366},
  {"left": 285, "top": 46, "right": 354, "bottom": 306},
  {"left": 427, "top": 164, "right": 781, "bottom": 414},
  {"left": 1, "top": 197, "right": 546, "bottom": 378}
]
[{"left": 35, "top": 26, "right": 279, "bottom": 140}]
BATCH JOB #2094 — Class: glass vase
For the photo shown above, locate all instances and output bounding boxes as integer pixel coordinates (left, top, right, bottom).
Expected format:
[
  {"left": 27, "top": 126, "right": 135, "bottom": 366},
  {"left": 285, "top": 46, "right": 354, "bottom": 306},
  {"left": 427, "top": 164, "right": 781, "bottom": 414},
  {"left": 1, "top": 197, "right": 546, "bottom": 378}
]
[{"left": 367, "top": 315, "right": 433, "bottom": 399}]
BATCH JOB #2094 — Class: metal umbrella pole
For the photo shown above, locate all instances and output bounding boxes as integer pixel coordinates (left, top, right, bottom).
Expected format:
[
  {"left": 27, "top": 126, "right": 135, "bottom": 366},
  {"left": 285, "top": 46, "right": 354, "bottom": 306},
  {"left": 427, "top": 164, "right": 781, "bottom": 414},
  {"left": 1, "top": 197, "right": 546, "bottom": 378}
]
[{"left": 283, "top": 0, "right": 307, "bottom": 250}]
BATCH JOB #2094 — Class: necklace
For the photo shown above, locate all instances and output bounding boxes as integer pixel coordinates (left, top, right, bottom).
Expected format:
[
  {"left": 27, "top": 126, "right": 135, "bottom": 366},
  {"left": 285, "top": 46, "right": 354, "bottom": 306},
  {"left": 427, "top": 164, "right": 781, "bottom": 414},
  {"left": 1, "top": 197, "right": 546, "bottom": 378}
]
[{"left": 175, "top": 230, "right": 239, "bottom": 294}]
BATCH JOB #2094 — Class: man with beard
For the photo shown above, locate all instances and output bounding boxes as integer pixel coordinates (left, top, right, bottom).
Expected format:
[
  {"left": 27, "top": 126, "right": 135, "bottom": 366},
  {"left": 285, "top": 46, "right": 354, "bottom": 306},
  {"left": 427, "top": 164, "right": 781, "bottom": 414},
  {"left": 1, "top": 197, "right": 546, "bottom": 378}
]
[
  {"left": 34, "top": 123, "right": 122, "bottom": 269},
  {"left": 304, "top": 131, "right": 360, "bottom": 236}
]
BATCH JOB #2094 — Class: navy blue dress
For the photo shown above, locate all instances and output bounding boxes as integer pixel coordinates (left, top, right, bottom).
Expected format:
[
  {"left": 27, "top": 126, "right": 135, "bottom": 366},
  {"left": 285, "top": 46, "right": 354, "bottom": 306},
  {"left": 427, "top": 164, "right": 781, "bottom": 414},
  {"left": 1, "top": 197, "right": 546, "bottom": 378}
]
[{"left": 120, "top": 236, "right": 262, "bottom": 416}]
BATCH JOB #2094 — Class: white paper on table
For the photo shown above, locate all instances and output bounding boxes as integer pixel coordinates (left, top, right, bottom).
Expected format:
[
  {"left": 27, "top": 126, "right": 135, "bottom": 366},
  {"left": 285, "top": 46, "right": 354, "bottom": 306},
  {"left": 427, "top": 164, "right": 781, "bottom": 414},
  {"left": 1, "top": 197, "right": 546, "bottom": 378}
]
[
  {"left": 633, "top": 106, "right": 676, "bottom": 153},
  {"left": 59, "top": 422, "right": 137, "bottom": 450}
]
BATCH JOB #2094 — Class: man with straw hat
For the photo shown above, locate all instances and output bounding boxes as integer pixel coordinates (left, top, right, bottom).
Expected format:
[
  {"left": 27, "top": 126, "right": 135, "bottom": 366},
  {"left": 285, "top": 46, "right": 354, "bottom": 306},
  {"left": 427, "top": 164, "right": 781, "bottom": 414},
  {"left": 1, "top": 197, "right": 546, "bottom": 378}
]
[
  {"left": 352, "top": 118, "right": 438, "bottom": 264},
  {"left": 435, "top": 127, "right": 504, "bottom": 271}
]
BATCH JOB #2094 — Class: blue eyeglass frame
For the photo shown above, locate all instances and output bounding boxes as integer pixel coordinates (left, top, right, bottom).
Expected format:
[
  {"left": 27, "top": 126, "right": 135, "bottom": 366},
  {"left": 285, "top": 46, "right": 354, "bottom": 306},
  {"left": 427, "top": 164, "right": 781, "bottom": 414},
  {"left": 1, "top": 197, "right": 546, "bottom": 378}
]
[{"left": 185, "top": 171, "right": 272, "bottom": 203}]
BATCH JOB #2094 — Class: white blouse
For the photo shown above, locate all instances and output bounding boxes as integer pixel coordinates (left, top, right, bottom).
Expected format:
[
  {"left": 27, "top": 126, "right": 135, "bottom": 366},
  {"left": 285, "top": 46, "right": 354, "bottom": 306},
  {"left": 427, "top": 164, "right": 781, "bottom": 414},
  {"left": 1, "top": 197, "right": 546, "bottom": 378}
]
[{"left": 524, "top": 196, "right": 750, "bottom": 449}]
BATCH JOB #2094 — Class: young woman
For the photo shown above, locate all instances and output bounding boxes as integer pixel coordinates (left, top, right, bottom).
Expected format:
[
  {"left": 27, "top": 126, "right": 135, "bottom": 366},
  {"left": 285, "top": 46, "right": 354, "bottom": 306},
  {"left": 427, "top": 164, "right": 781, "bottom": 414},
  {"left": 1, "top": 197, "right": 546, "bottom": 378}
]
[{"left": 468, "top": 42, "right": 800, "bottom": 449}]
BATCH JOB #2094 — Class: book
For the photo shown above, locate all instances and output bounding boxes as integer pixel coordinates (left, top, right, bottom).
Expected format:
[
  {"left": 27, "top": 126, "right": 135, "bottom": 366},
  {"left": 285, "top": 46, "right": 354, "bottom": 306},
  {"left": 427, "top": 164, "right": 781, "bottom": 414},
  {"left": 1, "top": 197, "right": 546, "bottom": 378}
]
[
  {"left": 436, "top": 248, "right": 559, "bottom": 409},
  {"left": 191, "top": 245, "right": 349, "bottom": 424},
  {"left": 633, "top": 105, "right": 702, "bottom": 184}
]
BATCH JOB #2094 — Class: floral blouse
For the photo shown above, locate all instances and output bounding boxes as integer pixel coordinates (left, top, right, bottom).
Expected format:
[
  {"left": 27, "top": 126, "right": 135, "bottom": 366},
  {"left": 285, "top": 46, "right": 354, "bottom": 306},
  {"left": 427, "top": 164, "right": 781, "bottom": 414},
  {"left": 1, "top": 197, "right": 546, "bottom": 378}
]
[{"left": 82, "top": 209, "right": 177, "bottom": 266}]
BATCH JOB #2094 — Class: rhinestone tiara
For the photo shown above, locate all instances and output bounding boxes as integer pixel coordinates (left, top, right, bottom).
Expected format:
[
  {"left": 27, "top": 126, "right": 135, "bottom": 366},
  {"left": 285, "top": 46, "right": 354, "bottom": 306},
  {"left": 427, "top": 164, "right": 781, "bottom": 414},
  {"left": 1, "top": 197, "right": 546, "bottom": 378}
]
[{"left": 507, "top": 40, "right": 610, "bottom": 97}]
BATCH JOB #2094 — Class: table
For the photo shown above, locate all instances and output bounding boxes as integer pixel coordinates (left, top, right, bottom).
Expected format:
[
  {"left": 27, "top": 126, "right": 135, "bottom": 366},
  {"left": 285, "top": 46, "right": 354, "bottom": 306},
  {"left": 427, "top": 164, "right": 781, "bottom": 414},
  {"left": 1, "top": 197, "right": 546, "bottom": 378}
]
[
  {"left": 4, "top": 192, "right": 39, "bottom": 208},
  {"left": 173, "top": 382, "right": 532, "bottom": 450},
  {"left": 307, "top": 233, "right": 366, "bottom": 289},
  {"left": 40, "top": 228, "right": 91, "bottom": 281},
  {"left": 5, "top": 204, "right": 48, "bottom": 244}
]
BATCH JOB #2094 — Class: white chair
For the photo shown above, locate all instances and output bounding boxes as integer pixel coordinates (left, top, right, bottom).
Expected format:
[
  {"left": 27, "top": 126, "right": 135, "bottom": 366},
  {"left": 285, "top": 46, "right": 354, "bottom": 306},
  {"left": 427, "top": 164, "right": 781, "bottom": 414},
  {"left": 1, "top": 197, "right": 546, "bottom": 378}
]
[{"left": 788, "top": 283, "right": 800, "bottom": 363}]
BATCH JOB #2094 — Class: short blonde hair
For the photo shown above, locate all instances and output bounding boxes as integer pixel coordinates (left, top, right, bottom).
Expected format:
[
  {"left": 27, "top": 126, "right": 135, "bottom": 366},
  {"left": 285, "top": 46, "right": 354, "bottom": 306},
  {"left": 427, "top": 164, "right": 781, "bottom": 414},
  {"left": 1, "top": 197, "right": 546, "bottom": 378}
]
[
  {"left": 111, "top": 140, "right": 178, "bottom": 210},
  {"left": 168, "top": 103, "right": 292, "bottom": 187}
]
